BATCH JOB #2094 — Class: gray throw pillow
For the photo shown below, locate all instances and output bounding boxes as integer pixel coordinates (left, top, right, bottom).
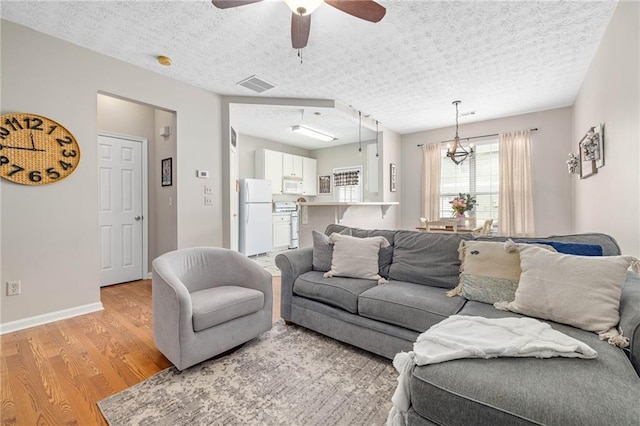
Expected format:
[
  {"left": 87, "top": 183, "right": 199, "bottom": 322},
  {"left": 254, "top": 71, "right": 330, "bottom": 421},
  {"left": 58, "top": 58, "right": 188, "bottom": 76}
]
[
  {"left": 312, "top": 228, "right": 351, "bottom": 271},
  {"left": 312, "top": 230, "right": 333, "bottom": 271}
]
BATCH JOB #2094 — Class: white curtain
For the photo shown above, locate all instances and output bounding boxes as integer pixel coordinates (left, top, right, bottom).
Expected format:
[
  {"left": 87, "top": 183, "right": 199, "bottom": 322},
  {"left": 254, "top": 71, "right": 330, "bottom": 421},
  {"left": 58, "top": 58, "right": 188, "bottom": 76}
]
[
  {"left": 498, "top": 130, "right": 535, "bottom": 236},
  {"left": 421, "top": 143, "right": 441, "bottom": 222}
]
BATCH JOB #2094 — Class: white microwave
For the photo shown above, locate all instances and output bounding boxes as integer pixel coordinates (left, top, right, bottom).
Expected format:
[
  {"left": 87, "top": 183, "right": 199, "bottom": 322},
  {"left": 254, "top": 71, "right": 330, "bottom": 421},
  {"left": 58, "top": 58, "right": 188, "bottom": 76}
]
[{"left": 282, "top": 178, "right": 303, "bottom": 194}]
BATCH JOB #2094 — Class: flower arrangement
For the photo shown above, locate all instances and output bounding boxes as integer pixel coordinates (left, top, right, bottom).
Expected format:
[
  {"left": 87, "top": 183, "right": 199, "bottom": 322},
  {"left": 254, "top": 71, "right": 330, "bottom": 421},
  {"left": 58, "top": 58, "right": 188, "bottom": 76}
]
[{"left": 449, "top": 193, "right": 477, "bottom": 217}]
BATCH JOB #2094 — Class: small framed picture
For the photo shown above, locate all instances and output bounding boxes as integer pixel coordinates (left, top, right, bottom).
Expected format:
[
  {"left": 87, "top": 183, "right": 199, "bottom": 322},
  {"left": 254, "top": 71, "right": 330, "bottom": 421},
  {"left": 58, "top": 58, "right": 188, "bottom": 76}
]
[
  {"left": 390, "top": 163, "right": 397, "bottom": 192},
  {"left": 161, "top": 157, "right": 172, "bottom": 187},
  {"left": 318, "top": 175, "right": 331, "bottom": 194}
]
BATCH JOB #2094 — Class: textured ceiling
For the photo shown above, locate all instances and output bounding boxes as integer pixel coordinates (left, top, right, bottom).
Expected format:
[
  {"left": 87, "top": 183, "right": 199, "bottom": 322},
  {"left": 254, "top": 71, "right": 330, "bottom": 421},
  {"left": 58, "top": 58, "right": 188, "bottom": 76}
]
[{"left": 0, "top": 0, "right": 617, "bottom": 145}]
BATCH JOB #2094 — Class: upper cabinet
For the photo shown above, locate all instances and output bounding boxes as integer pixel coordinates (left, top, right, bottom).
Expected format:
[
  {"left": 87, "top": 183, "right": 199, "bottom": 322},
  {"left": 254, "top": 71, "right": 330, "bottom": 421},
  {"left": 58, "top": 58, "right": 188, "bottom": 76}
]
[
  {"left": 282, "top": 153, "right": 303, "bottom": 178},
  {"left": 256, "top": 149, "right": 316, "bottom": 196},
  {"left": 302, "top": 157, "right": 317, "bottom": 196},
  {"left": 255, "top": 149, "right": 283, "bottom": 194}
]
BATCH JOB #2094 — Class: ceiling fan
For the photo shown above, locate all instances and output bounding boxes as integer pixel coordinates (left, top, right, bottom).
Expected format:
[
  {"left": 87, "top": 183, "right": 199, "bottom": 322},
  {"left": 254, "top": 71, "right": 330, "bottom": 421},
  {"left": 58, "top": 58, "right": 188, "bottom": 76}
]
[{"left": 211, "top": 0, "right": 386, "bottom": 49}]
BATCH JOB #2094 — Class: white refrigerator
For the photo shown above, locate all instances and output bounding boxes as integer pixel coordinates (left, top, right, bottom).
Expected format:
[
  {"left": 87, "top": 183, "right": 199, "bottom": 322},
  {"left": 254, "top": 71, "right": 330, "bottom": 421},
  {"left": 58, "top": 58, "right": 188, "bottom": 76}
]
[{"left": 239, "top": 178, "right": 273, "bottom": 256}]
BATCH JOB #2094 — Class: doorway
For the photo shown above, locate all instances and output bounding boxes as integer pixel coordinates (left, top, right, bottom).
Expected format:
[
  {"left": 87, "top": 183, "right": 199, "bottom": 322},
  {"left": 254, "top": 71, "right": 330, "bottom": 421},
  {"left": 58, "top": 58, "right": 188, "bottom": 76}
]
[
  {"left": 97, "top": 93, "right": 178, "bottom": 286},
  {"left": 98, "top": 133, "right": 148, "bottom": 286}
]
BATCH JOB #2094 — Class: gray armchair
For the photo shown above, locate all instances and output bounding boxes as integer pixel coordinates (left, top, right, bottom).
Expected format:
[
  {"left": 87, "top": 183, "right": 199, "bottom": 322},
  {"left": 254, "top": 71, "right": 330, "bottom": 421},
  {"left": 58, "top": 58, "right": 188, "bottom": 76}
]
[{"left": 152, "top": 247, "right": 273, "bottom": 370}]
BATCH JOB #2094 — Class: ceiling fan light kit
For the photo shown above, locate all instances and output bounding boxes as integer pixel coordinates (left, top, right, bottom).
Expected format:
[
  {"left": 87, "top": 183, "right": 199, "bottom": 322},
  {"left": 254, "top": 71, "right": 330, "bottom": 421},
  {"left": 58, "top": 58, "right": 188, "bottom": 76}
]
[
  {"left": 285, "top": 0, "right": 323, "bottom": 15},
  {"left": 212, "top": 0, "right": 386, "bottom": 50},
  {"left": 291, "top": 125, "right": 336, "bottom": 142}
]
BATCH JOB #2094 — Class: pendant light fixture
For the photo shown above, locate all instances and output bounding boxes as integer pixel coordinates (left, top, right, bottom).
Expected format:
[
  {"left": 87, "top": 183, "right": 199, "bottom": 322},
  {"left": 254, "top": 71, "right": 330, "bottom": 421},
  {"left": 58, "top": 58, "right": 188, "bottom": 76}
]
[{"left": 446, "top": 100, "right": 474, "bottom": 165}]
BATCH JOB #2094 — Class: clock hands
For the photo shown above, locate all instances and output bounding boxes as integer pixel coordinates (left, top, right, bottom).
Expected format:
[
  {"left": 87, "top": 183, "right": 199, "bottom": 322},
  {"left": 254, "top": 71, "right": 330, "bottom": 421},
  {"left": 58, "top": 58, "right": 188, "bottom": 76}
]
[{"left": 0, "top": 132, "right": 46, "bottom": 152}]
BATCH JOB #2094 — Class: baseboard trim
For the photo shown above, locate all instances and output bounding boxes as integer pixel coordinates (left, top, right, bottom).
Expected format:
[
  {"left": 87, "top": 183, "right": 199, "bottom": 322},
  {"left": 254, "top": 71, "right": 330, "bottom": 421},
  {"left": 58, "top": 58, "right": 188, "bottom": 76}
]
[{"left": 0, "top": 302, "right": 104, "bottom": 335}]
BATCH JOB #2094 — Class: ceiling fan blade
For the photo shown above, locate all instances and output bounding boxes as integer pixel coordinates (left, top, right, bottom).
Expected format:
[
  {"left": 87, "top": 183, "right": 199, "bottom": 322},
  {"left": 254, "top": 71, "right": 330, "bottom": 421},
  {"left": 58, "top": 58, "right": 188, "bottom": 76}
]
[
  {"left": 325, "top": 0, "right": 386, "bottom": 23},
  {"left": 291, "top": 13, "right": 311, "bottom": 49},
  {"left": 211, "top": 0, "right": 263, "bottom": 9}
]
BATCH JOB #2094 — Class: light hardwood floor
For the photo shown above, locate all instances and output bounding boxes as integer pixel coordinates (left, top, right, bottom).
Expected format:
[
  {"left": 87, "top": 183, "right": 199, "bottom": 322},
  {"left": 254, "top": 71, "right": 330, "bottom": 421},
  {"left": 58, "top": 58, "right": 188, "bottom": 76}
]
[{"left": 1, "top": 277, "right": 281, "bottom": 425}]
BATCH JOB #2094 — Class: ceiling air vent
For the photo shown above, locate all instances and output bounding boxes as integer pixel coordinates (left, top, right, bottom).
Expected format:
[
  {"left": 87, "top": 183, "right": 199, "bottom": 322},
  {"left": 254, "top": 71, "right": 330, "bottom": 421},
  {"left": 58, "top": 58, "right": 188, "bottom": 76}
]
[{"left": 237, "top": 75, "right": 276, "bottom": 93}]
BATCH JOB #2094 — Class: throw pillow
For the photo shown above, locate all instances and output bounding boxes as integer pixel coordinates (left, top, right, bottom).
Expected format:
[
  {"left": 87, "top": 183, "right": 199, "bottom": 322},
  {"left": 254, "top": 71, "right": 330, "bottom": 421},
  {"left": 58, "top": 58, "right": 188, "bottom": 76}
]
[
  {"left": 494, "top": 244, "right": 638, "bottom": 347},
  {"left": 323, "top": 233, "right": 390, "bottom": 284},
  {"left": 527, "top": 240, "right": 603, "bottom": 256},
  {"left": 312, "top": 228, "right": 351, "bottom": 272},
  {"left": 448, "top": 240, "right": 555, "bottom": 304}
]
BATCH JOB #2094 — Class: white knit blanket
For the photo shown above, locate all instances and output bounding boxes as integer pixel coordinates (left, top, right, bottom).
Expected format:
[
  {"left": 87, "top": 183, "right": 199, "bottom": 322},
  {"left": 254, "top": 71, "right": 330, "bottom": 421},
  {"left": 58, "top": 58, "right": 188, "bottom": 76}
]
[{"left": 387, "top": 315, "right": 597, "bottom": 426}]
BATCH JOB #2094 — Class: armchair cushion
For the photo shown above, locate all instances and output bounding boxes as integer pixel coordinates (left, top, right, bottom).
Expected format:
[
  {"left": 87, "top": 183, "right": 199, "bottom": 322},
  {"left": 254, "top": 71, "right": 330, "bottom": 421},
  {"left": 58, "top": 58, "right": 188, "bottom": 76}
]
[{"left": 191, "top": 286, "right": 264, "bottom": 332}]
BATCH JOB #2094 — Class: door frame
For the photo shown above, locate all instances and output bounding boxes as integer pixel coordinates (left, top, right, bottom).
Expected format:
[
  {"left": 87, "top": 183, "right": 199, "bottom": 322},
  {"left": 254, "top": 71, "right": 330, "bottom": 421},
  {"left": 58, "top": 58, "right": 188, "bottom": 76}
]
[{"left": 98, "top": 131, "right": 149, "bottom": 280}]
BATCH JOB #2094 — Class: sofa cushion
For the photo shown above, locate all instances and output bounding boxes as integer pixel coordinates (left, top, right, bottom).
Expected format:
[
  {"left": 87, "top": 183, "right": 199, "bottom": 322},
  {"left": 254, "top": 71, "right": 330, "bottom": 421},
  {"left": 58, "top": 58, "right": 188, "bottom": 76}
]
[
  {"left": 358, "top": 281, "right": 466, "bottom": 332},
  {"left": 410, "top": 302, "right": 640, "bottom": 425},
  {"left": 496, "top": 245, "right": 635, "bottom": 337},
  {"left": 293, "top": 271, "right": 378, "bottom": 314},
  {"left": 191, "top": 286, "right": 264, "bottom": 332},
  {"left": 388, "top": 231, "right": 469, "bottom": 289}
]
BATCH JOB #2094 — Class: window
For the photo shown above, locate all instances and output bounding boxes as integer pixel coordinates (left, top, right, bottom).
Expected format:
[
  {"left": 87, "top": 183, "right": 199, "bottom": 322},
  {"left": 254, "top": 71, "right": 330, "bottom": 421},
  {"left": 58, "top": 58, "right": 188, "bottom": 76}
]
[
  {"left": 333, "top": 166, "right": 363, "bottom": 202},
  {"left": 440, "top": 141, "right": 499, "bottom": 222}
]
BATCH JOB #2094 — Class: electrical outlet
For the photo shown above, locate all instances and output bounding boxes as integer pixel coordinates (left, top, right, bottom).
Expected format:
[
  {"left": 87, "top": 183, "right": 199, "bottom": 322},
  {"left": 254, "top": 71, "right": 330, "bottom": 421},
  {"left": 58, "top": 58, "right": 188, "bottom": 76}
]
[
  {"left": 204, "top": 185, "right": 212, "bottom": 194},
  {"left": 204, "top": 196, "right": 213, "bottom": 206},
  {"left": 7, "top": 281, "right": 21, "bottom": 296}
]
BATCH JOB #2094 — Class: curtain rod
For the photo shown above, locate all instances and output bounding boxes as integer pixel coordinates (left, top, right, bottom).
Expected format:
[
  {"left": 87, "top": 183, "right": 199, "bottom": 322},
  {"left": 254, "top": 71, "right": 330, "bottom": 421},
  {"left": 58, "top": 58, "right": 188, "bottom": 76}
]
[{"left": 417, "top": 128, "right": 539, "bottom": 147}]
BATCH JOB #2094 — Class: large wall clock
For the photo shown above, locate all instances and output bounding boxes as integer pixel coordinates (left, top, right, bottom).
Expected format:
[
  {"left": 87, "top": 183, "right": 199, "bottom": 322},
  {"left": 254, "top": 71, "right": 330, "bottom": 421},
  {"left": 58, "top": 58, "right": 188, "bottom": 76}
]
[{"left": 0, "top": 112, "right": 81, "bottom": 185}]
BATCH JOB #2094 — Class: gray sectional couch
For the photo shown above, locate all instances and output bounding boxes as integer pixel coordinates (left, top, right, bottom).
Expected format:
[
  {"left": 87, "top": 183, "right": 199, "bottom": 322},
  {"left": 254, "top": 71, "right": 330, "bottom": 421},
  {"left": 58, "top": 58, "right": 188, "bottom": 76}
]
[{"left": 275, "top": 225, "right": 640, "bottom": 425}]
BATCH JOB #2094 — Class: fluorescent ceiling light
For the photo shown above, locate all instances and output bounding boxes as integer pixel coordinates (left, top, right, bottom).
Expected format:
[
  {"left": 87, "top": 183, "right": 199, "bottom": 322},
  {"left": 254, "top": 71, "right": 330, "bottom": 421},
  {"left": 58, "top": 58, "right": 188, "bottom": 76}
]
[{"left": 291, "top": 125, "right": 336, "bottom": 142}]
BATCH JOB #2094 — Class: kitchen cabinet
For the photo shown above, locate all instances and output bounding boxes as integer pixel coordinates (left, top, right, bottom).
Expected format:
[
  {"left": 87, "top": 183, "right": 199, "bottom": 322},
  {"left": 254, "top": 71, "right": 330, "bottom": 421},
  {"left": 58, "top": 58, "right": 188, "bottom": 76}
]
[
  {"left": 255, "top": 149, "right": 283, "bottom": 194},
  {"left": 302, "top": 157, "right": 317, "bottom": 196},
  {"left": 273, "top": 213, "right": 291, "bottom": 249},
  {"left": 282, "top": 153, "right": 303, "bottom": 178}
]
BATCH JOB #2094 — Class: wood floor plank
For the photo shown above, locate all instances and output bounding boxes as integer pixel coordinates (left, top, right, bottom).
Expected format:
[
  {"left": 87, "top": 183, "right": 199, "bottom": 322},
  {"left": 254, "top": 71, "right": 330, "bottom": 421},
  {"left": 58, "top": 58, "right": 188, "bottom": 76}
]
[{"left": 1, "top": 276, "right": 280, "bottom": 425}]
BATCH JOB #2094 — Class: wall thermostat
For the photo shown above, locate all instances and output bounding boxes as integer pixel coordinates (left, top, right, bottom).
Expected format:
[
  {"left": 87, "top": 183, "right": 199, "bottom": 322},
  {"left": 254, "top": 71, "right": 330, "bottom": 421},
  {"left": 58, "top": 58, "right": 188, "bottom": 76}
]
[{"left": 196, "top": 170, "right": 209, "bottom": 178}]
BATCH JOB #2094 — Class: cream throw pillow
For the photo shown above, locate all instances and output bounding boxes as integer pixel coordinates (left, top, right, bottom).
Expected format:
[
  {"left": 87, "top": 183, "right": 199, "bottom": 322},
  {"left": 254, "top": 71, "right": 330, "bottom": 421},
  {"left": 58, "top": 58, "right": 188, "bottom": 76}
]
[
  {"left": 494, "top": 244, "right": 638, "bottom": 347},
  {"left": 323, "top": 233, "right": 390, "bottom": 284},
  {"left": 447, "top": 240, "right": 555, "bottom": 304}
]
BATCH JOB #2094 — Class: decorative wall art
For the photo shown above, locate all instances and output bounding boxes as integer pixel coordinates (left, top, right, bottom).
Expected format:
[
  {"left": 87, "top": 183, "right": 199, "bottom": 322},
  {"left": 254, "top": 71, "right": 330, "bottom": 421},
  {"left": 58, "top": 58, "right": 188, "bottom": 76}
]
[
  {"left": 390, "top": 163, "right": 397, "bottom": 192},
  {"left": 318, "top": 175, "right": 331, "bottom": 194},
  {"left": 161, "top": 157, "right": 172, "bottom": 187},
  {"left": 578, "top": 123, "right": 604, "bottom": 179}
]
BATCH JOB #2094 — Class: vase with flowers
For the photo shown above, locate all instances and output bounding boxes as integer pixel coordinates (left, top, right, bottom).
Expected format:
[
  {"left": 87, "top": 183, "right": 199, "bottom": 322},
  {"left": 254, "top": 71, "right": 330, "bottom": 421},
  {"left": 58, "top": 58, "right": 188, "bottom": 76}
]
[{"left": 449, "top": 193, "right": 477, "bottom": 225}]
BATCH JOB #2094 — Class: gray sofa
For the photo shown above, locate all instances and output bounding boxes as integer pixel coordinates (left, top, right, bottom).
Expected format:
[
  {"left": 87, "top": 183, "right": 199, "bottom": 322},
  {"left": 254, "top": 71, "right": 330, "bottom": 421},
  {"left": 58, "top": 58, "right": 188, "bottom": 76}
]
[{"left": 275, "top": 225, "right": 640, "bottom": 425}]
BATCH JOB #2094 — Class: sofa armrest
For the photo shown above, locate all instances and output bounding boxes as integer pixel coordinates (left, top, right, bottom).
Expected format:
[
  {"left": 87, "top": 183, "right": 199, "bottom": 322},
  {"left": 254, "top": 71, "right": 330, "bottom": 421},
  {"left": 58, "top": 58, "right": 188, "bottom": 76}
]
[
  {"left": 619, "top": 270, "right": 640, "bottom": 376},
  {"left": 275, "top": 247, "right": 313, "bottom": 321}
]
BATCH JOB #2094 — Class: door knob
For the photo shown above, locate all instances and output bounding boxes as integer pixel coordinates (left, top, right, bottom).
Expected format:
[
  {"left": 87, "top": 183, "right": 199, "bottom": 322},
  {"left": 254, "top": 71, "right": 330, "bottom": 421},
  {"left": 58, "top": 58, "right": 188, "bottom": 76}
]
[{"left": 134, "top": 216, "right": 141, "bottom": 221}]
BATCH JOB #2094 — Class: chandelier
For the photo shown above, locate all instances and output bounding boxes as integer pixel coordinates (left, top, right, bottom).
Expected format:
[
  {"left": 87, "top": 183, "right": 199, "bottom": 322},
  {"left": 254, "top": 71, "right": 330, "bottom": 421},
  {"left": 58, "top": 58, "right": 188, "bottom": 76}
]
[{"left": 446, "top": 100, "right": 474, "bottom": 165}]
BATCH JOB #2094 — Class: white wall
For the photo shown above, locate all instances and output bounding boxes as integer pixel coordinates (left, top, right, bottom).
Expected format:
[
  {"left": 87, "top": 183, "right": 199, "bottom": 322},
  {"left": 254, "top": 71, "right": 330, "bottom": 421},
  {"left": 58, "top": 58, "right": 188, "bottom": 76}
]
[
  {"left": 572, "top": 1, "right": 640, "bottom": 256},
  {"left": 401, "top": 107, "right": 573, "bottom": 235},
  {"left": 1, "top": 21, "right": 222, "bottom": 326},
  {"left": 153, "top": 109, "right": 178, "bottom": 259}
]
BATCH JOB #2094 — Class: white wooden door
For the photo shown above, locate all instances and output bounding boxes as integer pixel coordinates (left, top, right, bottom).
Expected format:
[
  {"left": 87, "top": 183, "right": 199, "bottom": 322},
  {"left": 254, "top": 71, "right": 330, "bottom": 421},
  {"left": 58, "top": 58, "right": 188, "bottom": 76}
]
[{"left": 99, "top": 135, "right": 143, "bottom": 286}]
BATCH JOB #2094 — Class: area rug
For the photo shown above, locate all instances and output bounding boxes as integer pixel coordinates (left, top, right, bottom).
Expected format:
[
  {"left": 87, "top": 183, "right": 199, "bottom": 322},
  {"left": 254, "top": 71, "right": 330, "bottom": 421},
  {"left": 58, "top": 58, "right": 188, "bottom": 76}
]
[{"left": 98, "top": 321, "right": 396, "bottom": 425}]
